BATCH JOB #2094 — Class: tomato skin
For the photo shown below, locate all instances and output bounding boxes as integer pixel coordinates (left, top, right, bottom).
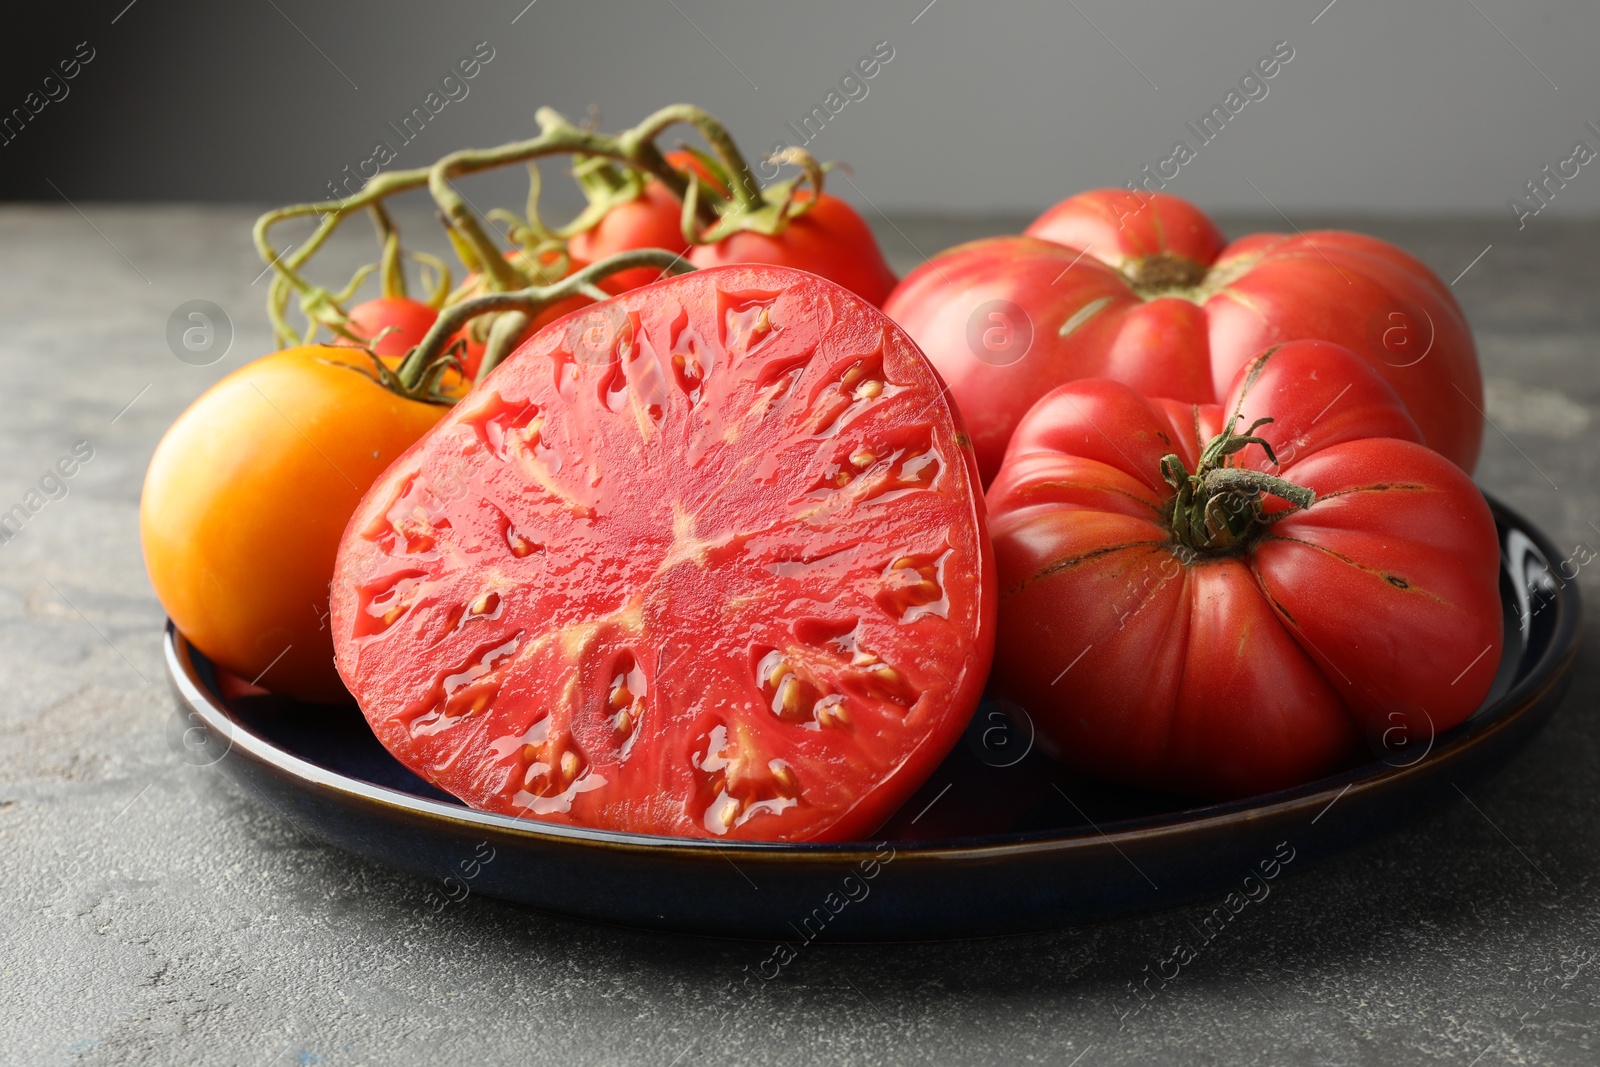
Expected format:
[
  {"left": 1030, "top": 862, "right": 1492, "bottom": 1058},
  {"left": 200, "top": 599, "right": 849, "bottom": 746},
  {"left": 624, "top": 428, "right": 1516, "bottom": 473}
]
[
  {"left": 689, "top": 192, "right": 899, "bottom": 308},
  {"left": 330, "top": 265, "right": 994, "bottom": 841},
  {"left": 568, "top": 183, "right": 690, "bottom": 292},
  {"left": 141, "top": 346, "right": 449, "bottom": 702},
  {"left": 564, "top": 151, "right": 730, "bottom": 294},
  {"left": 986, "top": 340, "right": 1502, "bottom": 798},
  {"left": 1025, "top": 189, "right": 1228, "bottom": 276},
  {"left": 338, "top": 297, "right": 439, "bottom": 357},
  {"left": 884, "top": 189, "right": 1484, "bottom": 484}
]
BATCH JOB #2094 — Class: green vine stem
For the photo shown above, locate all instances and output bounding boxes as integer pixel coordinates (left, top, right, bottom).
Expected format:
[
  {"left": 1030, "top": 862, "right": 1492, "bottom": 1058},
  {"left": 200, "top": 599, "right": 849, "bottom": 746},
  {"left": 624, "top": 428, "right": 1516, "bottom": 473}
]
[
  {"left": 1160, "top": 415, "right": 1316, "bottom": 553},
  {"left": 370, "top": 203, "right": 406, "bottom": 300},
  {"left": 412, "top": 250, "right": 453, "bottom": 309},
  {"left": 624, "top": 104, "right": 763, "bottom": 212},
  {"left": 443, "top": 240, "right": 570, "bottom": 314},
  {"left": 479, "top": 311, "right": 531, "bottom": 380},
  {"left": 316, "top": 262, "right": 380, "bottom": 345},
  {"left": 770, "top": 147, "right": 826, "bottom": 220},
  {"left": 558, "top": 154, "right": 644, "bottom": 240},
  {"left": 515, "top": 162, "right": 559, "bottom": 244},
  {"left": 690, "top": 145, "right": 827, "bottom": 244},
  {"left": 425, "top": 105, "right": 741, "bottom": 295},
  {"left": 486, "top": 206, "right": 539, "bottom": 248},
  {"left": 254, "top": 165, "right": 437, "bottom": 347},
  {"left": 255, "top": 104, "right": 762, "bottom": 348},
  {"left": 397, "top": 248, "right": 696, "bottom": 390}
]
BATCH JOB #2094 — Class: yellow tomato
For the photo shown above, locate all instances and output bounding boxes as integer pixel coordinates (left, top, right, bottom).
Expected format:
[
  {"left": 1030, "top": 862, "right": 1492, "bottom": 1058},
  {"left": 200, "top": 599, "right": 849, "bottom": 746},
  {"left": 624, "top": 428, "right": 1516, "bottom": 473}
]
[{"left": 142, "top": 346, "right": 450, "bottom": 701}]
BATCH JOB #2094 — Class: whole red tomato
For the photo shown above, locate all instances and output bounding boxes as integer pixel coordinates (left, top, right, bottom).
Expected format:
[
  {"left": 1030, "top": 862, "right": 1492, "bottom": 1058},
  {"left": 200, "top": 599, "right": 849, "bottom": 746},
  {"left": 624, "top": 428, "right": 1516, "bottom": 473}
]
[
  {"left": 567, "top": 185, "right": 688, "bottom": 293},
  {"left": 339, "top": 297, "right": 439, "bottom": 357},
  {"left": 566, "top": 151, "right": 728, "bottom": 293},
  {"left": 568, "top": 183, "right": 685, "bottom": 287},
  {"left": 689, "top": 190, "right": 899, "bottom": 307},
  {"left": 986, "top": 340, "right": 1502, "bottom": 798},
  {"left": 329, "top": 265, "right": 994, "bottom": 841},
  {"left": 884, "top": 189, "right": 1484, "bottom": 484}
]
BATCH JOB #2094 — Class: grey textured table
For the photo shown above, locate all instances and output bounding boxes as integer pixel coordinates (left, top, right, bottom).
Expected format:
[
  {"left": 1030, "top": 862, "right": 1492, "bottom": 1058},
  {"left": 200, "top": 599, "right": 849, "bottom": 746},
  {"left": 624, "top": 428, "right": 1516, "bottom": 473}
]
[{"left": 2, "top": 205, "right": 1596, "bottom": 1066}]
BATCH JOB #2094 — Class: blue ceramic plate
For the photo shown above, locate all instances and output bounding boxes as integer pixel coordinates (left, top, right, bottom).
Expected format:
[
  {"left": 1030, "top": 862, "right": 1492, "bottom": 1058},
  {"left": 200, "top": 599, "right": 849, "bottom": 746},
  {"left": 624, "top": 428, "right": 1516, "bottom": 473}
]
[{"left": 165, "top": 496, "right": 1579, "bottom": 941}]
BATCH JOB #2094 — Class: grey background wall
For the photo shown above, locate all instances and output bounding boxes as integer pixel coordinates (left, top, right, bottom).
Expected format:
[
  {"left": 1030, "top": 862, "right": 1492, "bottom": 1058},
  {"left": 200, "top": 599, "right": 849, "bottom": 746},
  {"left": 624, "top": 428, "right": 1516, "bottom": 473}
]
[{"left": 2, "top": 0, "right": 1597, "bottom": 222}]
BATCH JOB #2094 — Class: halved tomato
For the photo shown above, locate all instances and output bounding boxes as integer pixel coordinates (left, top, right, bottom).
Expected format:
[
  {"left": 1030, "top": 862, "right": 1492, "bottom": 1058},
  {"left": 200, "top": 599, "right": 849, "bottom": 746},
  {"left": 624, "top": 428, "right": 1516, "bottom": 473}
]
[{"left": 329, "top": 265, "right": 995, "bottom": 841}]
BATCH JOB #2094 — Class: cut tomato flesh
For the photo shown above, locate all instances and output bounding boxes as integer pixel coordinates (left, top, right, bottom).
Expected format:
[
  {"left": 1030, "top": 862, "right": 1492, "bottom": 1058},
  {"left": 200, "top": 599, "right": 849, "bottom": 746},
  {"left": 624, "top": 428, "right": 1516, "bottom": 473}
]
[{"left": 330, "top": 265, "right": 995, "bottom": 841}]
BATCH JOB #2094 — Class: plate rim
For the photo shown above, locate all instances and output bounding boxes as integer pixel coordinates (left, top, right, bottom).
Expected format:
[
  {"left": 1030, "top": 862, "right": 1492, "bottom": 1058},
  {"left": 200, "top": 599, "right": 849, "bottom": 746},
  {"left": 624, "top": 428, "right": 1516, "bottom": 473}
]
[{"left": 166, "top": 493, "right": 1582, "bottom": 864}]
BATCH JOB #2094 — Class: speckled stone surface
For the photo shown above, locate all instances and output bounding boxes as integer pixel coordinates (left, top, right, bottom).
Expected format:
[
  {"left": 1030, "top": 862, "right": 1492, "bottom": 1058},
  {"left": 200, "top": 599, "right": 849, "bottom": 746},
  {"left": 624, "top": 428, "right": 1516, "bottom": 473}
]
[{"left": 1, "top": 205, "right": 1596, "bottom": 1066}]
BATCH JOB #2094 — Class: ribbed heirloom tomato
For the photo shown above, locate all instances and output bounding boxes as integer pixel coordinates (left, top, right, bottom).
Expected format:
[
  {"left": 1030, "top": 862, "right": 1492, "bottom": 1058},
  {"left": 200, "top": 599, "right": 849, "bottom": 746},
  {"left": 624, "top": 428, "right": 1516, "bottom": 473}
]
[
  {"left": 884, "top": 189, "right": 1484, "bottom": 483},
  {"left": 986, "top": 341, "right": 1502, "bottom": 798},
  {"left": 329, "top": 265, "right": 995, "bottom": 841}
]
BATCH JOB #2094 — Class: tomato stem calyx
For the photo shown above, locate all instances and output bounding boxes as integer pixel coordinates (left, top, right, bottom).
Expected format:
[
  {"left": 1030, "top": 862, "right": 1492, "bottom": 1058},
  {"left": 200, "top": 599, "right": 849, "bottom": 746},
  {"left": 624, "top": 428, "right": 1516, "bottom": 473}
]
[
  {"left": 690, "top": 146, "right": 828, "bottom": 245},
  {"left": 1161, "top": 416, "right": 1316, "bottom": 553},
  {"left": 1126, "top": 253, "right": 1209, "bottom": 296}
]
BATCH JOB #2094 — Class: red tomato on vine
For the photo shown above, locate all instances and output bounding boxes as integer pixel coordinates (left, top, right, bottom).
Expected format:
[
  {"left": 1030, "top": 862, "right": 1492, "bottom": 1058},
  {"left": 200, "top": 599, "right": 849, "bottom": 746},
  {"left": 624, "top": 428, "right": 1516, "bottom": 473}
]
[
  {"left": 565, "top": 151, "right": 717, "bottom": 291},
  {"left": 690, "top": 190, "right": 898, "bottom": 308},
  {"left": 340, "top": 297, "right": 439, "bottom": 357}
]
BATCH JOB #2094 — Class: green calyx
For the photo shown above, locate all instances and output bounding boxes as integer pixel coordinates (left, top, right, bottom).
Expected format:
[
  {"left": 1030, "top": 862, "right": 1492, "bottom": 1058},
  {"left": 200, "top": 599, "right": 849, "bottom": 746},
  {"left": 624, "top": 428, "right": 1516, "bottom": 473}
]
[
  {"left": 1125, "top": 252, "right": 1208, "bottom": 296},
  {"left": 1160, "top": 415, "right": 1316, "bottom": 554},
  {"left": 688, "top": 146, "right": 826, "bottom": 245},
  {"left": 342, "top": 345, "right": 465, "bottom": 406}
]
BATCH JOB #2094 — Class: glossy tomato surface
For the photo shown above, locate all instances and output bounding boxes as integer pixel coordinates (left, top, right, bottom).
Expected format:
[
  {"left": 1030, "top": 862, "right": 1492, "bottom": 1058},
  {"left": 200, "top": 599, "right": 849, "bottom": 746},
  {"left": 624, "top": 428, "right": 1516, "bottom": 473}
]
[
  {"left": 884, "top": 189, "right": 1484, "bottom": 483},
  {"left": 330, "top": 265, "right": 995, "bottom": 841},
  {"left": 561, "top": 152, "right": 724, "bottom": 297},
  {"left": 689, "top": 192, "right": 898, "bottom": 308},
  {"left": 1025, "top": 188, "right": 1229, "bottom": 273},
  {"left": 339, "top": 297, "right": 439, "bottom": 358},
  {"left": 567, "top": 183, "right": 690, "bottom": 294},
  {"left": 142, "top": 346, "right": 450, "bottom": 702},
  {"left": 986, "top": 340, "right": 1503, "bottom": 798}
]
